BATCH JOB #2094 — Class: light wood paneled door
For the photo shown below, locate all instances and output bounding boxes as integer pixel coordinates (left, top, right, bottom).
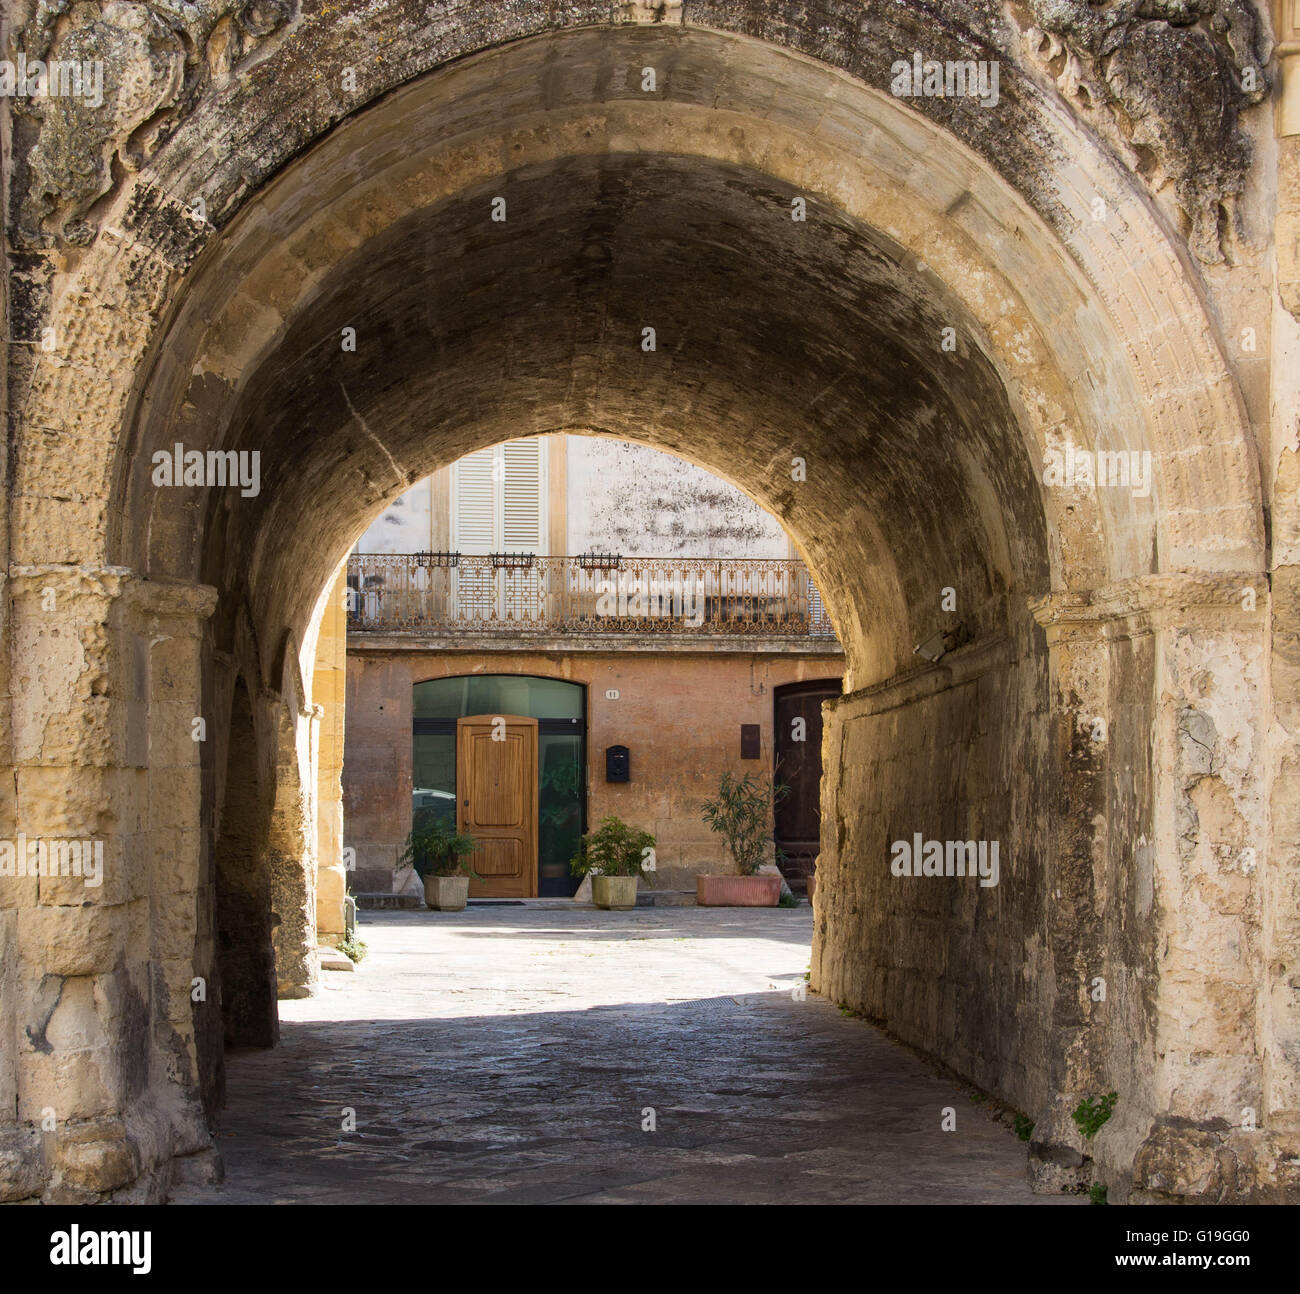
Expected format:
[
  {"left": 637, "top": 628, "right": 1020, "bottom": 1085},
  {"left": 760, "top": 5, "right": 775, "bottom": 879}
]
[{"left": 457, "top": 715, "right": 538, "bottom": 898}]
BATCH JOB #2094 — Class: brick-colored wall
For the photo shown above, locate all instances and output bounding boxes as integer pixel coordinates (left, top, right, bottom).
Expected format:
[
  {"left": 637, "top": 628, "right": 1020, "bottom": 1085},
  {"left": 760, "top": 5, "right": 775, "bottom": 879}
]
[{"left": 343, "top": 648, "right": 843, "bottom": 892}]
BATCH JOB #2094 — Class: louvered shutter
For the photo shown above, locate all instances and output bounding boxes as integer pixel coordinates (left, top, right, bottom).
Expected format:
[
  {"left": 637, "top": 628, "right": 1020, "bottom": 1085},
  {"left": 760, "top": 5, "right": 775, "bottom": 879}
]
[
  {"left": 501, "top": 439, "right": 546, "bottom": 553},
  {"left": 452, "top": 441, "right": 546, "bottom": 554},
  {"left": 452, "top": 448, "right": 498, "bottom": 553},
  {"left": 450, "top": 441, "right": 548, "bottom": 622}
]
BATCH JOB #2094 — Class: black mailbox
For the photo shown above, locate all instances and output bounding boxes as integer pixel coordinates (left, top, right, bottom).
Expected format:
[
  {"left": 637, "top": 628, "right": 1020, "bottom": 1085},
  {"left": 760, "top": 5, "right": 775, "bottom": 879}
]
[{"left": 606, "top": 745, "right": 630, "bottom": 783}]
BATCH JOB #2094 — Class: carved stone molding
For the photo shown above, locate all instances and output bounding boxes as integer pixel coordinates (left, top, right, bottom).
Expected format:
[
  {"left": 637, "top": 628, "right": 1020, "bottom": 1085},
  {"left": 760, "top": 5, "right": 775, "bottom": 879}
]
[
  {"left": 1017, "top": 1, "right": 1272, "bottom": 264},
  {"left": 7, "top": 0, "right": 297, "bottom": 249},
  {"left": 1029, "top": 571, "right": 1268, "bottom": 641}
]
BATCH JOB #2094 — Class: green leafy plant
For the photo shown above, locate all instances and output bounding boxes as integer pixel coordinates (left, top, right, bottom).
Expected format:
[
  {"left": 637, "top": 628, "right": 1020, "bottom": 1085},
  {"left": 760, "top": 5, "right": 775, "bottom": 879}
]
[
  {"left": 700, "top": 771, "right": 789, "bottom": 875},
  {"left": 570, "top": 815, "right": 656, "bottom": 878},
  {"left": 337, "top": 932, "right": 367, "bottom": 963},
  {"left": 1071, "top": 1091, "right": 1117, "bottom": 1141},
  {"left": 1013, "top": 1114, "right": 1035, "bottom": 1142},
  {"left": 400, "top": 817, "right": 480, "bottom": 880},
  {"left": 1089, "top": 1183, "right": 1108, "bottom": 1206},
  {"left": 777, "top": 891, "right": 800, "bottom": 907}
]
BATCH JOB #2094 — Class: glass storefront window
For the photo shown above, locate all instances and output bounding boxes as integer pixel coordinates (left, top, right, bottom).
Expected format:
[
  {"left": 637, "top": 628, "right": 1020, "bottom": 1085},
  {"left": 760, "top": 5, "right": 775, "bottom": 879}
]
[
  {"left": 412, "top": 732, "right": 457, "bottom": 831},
  {"left": 413, "top": 674, "right": 583, "bottom": 720},
  {"left": 538, "top": 733, "right": 583, "bottom": 897},
  {"left": 411, "top": 676, "right": 585, "bottom": 896}
]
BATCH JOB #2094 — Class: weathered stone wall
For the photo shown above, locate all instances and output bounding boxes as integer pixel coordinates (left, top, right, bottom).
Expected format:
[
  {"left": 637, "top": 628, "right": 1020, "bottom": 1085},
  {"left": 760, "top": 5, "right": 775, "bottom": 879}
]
[
  {"left": 813, "top": 634, "right": 1052, "bottom": 1118},
  {"left": 814, "top": 576, "right": 1288, "bottom": 1202}
]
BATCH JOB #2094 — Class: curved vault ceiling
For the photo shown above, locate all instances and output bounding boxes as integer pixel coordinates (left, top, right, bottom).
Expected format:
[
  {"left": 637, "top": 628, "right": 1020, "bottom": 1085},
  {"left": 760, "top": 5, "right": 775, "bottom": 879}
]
[{"left": 140, "top": 148, "right": 1050, "bottom": 683}]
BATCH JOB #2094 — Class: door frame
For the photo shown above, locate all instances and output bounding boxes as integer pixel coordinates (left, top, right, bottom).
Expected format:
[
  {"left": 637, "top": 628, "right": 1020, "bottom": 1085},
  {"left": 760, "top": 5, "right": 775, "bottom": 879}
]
[
  {"left": 411, "top": 674, "right": 589, "bottom": 897},
  {"left": 457, "top": 713, "right": 539, "bottom": 898},
  {"left": 772, "top": 677, "right": 842, "bottom": 886}
]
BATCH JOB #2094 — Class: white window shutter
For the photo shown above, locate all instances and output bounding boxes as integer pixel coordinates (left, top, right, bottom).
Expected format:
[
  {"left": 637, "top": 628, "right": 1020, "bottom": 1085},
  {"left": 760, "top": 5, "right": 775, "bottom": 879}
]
[
  {"left": 452, "top": 448, "right": 497, "bottom": 553},
  {"left": 501, "top": 439, "right": 546, "bottom": 552}
]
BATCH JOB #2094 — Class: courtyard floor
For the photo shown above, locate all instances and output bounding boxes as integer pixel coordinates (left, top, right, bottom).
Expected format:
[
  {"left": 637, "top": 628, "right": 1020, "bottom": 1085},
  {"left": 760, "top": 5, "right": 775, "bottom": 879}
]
[{"left": 171, "top": 905, "right": 1078, "bottom": 1205}]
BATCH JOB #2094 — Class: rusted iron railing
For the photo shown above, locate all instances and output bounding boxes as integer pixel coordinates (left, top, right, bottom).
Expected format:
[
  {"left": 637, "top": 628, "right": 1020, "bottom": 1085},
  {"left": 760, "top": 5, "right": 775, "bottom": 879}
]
[{"left": 346, "top": 553, "right": 837, "bottom": 639}]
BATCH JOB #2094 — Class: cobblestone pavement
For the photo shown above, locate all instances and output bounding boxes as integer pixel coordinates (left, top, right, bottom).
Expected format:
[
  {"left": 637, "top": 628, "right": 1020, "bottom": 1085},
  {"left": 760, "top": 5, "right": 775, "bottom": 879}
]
[{"left": 172, "top": 906, "right": 1078, "bottom": 1205}]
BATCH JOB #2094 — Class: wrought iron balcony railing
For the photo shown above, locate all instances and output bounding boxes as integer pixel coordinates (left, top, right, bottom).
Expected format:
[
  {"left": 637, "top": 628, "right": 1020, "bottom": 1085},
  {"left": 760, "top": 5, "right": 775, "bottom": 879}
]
[{"left": 346, "top": 553, "right": 837, "bottom": 640}]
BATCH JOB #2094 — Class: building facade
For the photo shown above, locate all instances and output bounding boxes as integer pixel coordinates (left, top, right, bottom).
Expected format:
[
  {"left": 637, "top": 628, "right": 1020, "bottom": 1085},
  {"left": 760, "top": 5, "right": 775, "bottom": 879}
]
[{"left": 343, "top": 435, "right": 843, "bottom": 897}]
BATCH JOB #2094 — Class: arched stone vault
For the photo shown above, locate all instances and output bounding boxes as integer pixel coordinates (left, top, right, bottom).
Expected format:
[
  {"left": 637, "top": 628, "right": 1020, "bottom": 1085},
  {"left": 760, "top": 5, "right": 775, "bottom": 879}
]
[{"left": 2, "top": 5, "right": 1292, "bottom": 1204}]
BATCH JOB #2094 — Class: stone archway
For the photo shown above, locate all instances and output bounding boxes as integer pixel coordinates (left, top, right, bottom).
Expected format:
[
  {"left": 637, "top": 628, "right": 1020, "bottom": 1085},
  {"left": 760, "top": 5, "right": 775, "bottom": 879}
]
[{"left": 2, "top": 4, "right": 1292, "bottom": 1204}]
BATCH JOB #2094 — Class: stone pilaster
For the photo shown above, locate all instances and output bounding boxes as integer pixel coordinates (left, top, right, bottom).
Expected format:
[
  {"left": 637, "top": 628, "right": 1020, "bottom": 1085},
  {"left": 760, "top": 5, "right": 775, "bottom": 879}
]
[
  {"left": 0, "top": 566, "right": 218, "bottom": 1201},
  {"left": 1033, "top": 573, "right": 1289, "bottom": 1201},
  {"left": 313, "top": 568, "right": 349, "bottom": 947},
  {"left": 1026, "top": 590, "right": 1111, "bottom": 1193},
  {"left": 270, "top": 702, "right": 321, "bottom": 1000}
]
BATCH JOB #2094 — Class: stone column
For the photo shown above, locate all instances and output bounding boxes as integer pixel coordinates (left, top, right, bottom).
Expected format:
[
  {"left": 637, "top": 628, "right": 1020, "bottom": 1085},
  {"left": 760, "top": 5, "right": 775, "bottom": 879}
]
[
  {"left": 1035, "top": 574, "right": 1283, "bottom": 1201},
  {"left": 215, "top": 681, "right": 278, "bottom": 1048},
  {"left": 313, "top": 568, "right": 349, "bottom": 947},
  {"left": 270, "top": 703, "right": 321, "bottom": 1000},
  {"left": 1026, "top": 591, "right": 1111, "bottom": 1193},
  {"left": 1265, "top": 0, "right": 1300, "bottom": 1183},
  {"left": 0, "top": 567, "right": 217, "bottom": 1202}
]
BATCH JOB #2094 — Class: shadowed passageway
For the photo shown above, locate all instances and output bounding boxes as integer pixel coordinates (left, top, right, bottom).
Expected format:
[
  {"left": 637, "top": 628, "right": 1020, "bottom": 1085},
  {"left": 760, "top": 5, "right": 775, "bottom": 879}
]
[{"left": 173, "top": 909, "right": 1076, "bottom": 1205}]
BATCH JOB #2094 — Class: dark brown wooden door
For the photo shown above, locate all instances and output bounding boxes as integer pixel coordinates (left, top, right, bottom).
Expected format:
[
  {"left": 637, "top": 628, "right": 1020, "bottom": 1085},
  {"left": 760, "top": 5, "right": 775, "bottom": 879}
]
[
  {"left": 457, "top": 715, "right": 538, "bottom": 898},
  {"left": 773, "top": 679, "right": 841, "bottom": 888}
]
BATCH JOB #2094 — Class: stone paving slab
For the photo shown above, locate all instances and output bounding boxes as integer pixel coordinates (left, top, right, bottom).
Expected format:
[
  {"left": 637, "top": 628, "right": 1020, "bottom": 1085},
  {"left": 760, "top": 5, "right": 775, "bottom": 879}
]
[{"left": 171, "top": 907, "right": 1080, "bottom": 1205}]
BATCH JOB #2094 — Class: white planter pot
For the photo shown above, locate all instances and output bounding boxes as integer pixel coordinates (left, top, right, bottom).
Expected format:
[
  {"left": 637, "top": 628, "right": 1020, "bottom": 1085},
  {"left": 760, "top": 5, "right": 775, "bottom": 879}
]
[{"left": 424, "top": 874, "right": 470, "bottom": 911}]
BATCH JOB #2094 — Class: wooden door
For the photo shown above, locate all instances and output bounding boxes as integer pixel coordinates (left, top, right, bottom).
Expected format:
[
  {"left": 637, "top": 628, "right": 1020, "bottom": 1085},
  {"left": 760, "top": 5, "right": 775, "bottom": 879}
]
[
  {"left": 773, "top": 679, "right": 841, "bottom": 888},
  {"left": 457, "top": 715, "right": 538, "bottom": 898}
]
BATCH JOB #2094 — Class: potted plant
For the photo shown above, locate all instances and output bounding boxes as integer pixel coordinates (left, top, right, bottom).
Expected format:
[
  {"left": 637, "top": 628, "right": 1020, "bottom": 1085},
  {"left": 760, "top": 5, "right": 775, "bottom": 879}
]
[
  {"left": 570, "top": 815, "right": 656, "bottom": 910},
  {"left": 698, "top": 771, "right": 789, "bottom": 906},
  {"left": 400, "top": 817, "right": 480, "bottom": 912}
]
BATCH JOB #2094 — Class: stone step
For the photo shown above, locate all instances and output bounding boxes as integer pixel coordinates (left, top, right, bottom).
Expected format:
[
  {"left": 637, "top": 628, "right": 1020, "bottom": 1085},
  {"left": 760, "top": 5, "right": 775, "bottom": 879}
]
[
  {"left": 637, "top": 890, "right": 697, "bottom": 906},
  {"left": 318, "top": 945, "right": 355, "bottom": 972},
  {"left": 353, "top": 890, "right": 698, "bottom": 911},
  {"left": 354, "top": 892, "right": 424, "bottom": 910}
]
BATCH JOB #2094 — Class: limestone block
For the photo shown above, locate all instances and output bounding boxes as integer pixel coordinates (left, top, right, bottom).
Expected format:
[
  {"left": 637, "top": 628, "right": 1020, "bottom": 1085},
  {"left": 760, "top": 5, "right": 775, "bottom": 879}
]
[
  {"left": 17, "top": 1046, "right": 114, "bottom": 1124},
  {"left": 152, "top": 889, "right": 200, "bottom": 963},
  {"left": 316, "top": 863, "right": 347, "bottom": 939},
  {"left": 0, "top": 1126, "right": 45, "bottom": 1202},
  {"left": 18, "top": 904, "right": 126, "bottom": 977},
  {"left": 49, "top": 1118, "right": 139, "bottom": 1196},
  {"left": 169, "top": 1146, "right": 224, "bottom": 1187},
  {"left": 318, "top": 945, "right": 354, "bottom": 972}
]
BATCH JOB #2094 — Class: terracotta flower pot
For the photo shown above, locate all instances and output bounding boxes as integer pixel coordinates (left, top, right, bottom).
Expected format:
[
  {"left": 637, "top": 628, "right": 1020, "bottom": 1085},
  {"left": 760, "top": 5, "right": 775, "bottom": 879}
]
[
  {"left": 592, "top": 875, "right": 638, "bottom": 910},
  {"left": 696, "top": 874, "right": 782, "bottom": 907},
  {"left": 424, "top": 874, "right": 470, "bottom": 911}
]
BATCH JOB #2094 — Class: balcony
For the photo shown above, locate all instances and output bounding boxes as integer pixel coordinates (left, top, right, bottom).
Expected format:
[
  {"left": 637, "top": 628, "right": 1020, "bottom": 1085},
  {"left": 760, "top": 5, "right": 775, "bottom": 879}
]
[{"left": 346, "top": 553, "right": 838, "bottom": 643}]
